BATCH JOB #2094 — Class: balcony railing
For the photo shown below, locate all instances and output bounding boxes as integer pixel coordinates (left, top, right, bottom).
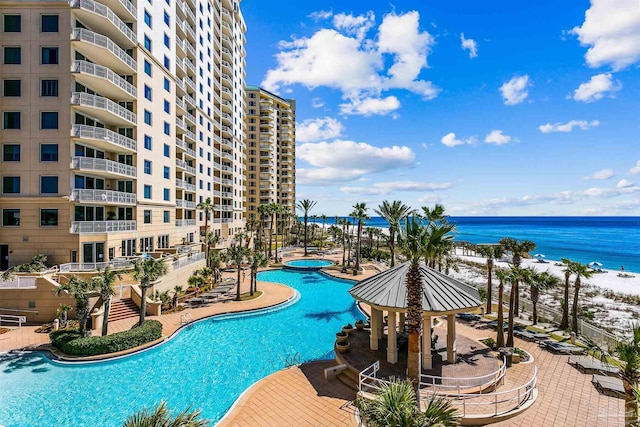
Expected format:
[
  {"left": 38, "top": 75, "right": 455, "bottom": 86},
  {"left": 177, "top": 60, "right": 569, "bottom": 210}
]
[
  {"left": 175, "top": 138, "right": 196, "bottom": 158},
  {"left": 71, "top": 124, "right": 136, "bottom": 151},
  {"left": 70, "top": 220, "right": 136, "bottom": 234},
  {"left": 72, "top": 156, "right": 136, "bottom": 177},
  {"left": 175, "top": 159, "right": 196, "bottom": 175},
  {"left": 71, "top": 28, "right": 136, "bottom": 71},
  {"left": 175, "top": 219, "right": 196, "bottom": 227},
  {"left": 69, "top": 0, "right": 136, "bottom": 45},
  {"left": 176, "top": 179, "right": 196, "bottom": 192},
  {"left": 71, "top": 92, "right": 136, "bottom": 124},
  {"left": 176, "top": 199, "right": 196, "bottom": 209},
  {"left": 70, "top": 188, "right": 136, "bottom": 205},
  {"left": 72, "top": 60, "right": 136, "bottom": 98}
]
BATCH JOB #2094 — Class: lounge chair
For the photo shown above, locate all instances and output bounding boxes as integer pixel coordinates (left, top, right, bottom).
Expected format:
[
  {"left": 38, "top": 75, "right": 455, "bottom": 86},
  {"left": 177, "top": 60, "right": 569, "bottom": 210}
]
[
  {"left": 592, "top": 374, "right": 624, "bottom": 398},
  {"left": 540, "top": 341, "right": 585, "bottom": 355},
  {"left": 569, "top": 356, "right": 620, "bottom": 376},
  {"left": 515, "top": 330, "right": 550, "bottom": 342},
  {"left": 456, "top": 313, "right": 481, "bottom": 321}
]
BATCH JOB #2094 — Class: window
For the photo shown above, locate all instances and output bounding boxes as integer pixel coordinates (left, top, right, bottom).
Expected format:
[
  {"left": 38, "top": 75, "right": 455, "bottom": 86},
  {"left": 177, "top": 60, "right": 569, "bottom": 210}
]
[
  {"left": 3, "top": 144, "right": 19, "bottom": 161},
  {"left": 2, "top": 209, "right": 19, "bottom": 226},
  {"left": 144, "top": 185, "right": 151, "bottom": 199},
  {"left": 144, "top": 160, "right": 151, "bottom": 174},
  {"left": 144, "top": 35, "right": 152, "bottom": 51},
  {"left": 3, "top": 15, "right": 20, "bottom": 32},
  {"left": 3, "top": 47, "right": 21, "bottom": 64},
  {"left": 41, "top": 79, "right": 58, "bottom": 96},
  {"left": 163, "top": 121, "right": 170, "bottom": 135},
  {"left": 163, "top": 144, "right": 170, "bottom": 157},
  {"left": 144, "top": 10, "right": 152, "bottom": 28},
  {"left": 3, "top": 79, "right": 20, "bottom": 96},
  {"left": 144, "top": 84, "right": 152, "bottom": 101},
  {"left": 40, "top": 209, "right": 58, "bottom": 226},
  {"left": 144, "top": 209, "right": 152, "bottom": 224},
  {"left": 164, "top": 33, "right": 170, "bottom": 48},
  {"left": 40, "top": 144, "right": 58, "bottom": 161},
  {"left": 144, "top": 110, "right": 152, "bottom": 125},
  {"left": 163, "top": 188, "right": 170, "bottom": 201},
  {"left": 163, "top": 166, "right": 169, "bottom": 179},
  {"left": 163, "top": 11, "right": 170, "bottom": 26},
  {"left": 41, "top": 15, "right": 58, "bottom": 32},
  {"left": 164, "top": 78, "right": 169, "bottom": 92},
  {"left": 144, "top": 59, "right": 152, "bottom": 76},
  {"left": 163, "top": 211, "right": 170, "bottom": 223},
  {"left": 164, "top": 100, "right": 170, "bottom": 113},
  {"left": 40, "top": 176, "right": 58, "bottom": 194},
  {"left": 163, "top": 55, "right": 170, "bottom": 69},
  {"left": 3, "top": 112, "right": 20, "bottom": 129},
  {"left": 3, "top": 176, "right": 20, "bottom": 193},
  {"left": 41, "top": 112, "right": 58, "bottom": 129},
  {"left": 144, "top": 135, "right": 152, "bottom": 150},
  {"left": 41, "top": 47, "right": 59, "bottom": 64}
]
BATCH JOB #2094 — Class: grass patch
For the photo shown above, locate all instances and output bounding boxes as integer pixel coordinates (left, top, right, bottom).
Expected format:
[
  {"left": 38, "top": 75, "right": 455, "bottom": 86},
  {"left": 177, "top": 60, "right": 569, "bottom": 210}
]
[
  {"left": 238, "top": 291, "right": 263, "bottom": 301},
  {"left": 526, "top": 325, "right": 548, "bottom": 333}
]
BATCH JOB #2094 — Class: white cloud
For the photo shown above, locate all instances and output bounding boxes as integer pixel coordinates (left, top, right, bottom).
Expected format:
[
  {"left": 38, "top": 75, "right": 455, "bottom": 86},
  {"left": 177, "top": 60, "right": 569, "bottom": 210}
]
[
  {"left": 311, "top": 97, "right": 325, "bottom": 108},
  {"left": 617, "top": 179, "right": 634, "bottom": 188},
  {"left": 341, "top": 180, "right": 452, "bottom": 195},
  {"left": 308, "top": 10, "right": 333, "bottom": 21},
  {"left": 262, "top": 11, "right": 438, "bottom": 116},
  {"left": 296, "top": 117, "right": 344, "bottom": 143},
  {"left": 484, "top": 130, "right": 516, "bottom": 145},
  {"left": 573, "top": 73, "right": 622, "bottom": 102},
  {"left": 460, "top": 33, "right": 478, "bottom": 58},
  {"left": 571, "top": 0, "right": 640, "bottom": 71},
  {"left": 628, "top": 160, "right": 640, "bottom": 175},
  {"left": 539, "top": 120, "right": 600, "bottom": 133},
  {"left": 499, "top": 75, "right": 530, "bottom": 105},
  {"left": 296, "top": 140, "right": 415, "bottom": 184},
  {"left": 441, "top": 132, "right": 476, "bottom": 147},
  {"left": 591, "top": 168, "right": 615, "bottom": 180}
]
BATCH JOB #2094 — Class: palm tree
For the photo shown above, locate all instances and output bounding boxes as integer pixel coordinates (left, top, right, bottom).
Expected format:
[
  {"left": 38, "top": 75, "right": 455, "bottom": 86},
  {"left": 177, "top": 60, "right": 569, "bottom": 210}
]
[
  {"left": 338, "top": 218, "right": 348, "bottom": 266},
  {"left": 355, "top": 377, "right": 459, "bottom": 426},
  {"left": 506, "top": 266, "right": 522, "bottom": 347},
  {"left": 397, "top": 216, "right": 428, "bottom": 383},
  {"left": 257, "top": 203, "right": 270, "bottom": 254},
  {"left": 131, "top": 257, "right": 168, "bottom": 326},
  {"left": 56, "top": 276, "right": 95, "bottom": 337},
  {"left": 204, "top": 232, "right": 220, "bottom": 266},
  {"left": 296, "top": 199, "right": 317, "bottom": 256},
  {"left": 529, "top": 270, "right": 559, "bottom": 325},
  {"left": 320, "top": 214, "right": 328, "bottom": 247},
  {"left": 197, "top": 197, "right": 215, "bottom": 262},
  {"left": 225, "top": 243, "right": 249, "bottom": 300},
  {"left": 56, "top": 303, "right": 72, "bottom": 328},
  {"left": 209, "top": 250, "right": 223, "bottom": 284},
  {"left": 247, "top": 251, "right": 268, "bottom": 296},
  {"left": 560, "top": 258, "right": 574, "bottom": 330},
  {"left": 476, "top": 245, "right": 504, "bottom": 314},
  {"left": 267, "top": 202, "right": 280, "bottom": 259},
  {"left": 420, "top": 204, "right": 448, "bottom": 224},
  {"left": 495, "top": 268, "right": 508, "bottom": 348},
  {"left": 499, "top": 238, "right": 536, "bottom": 316},
  {"left": 93, "top": 267, "right": 121, "bottom": 336},
  {"left": 350, "top": 202, "right": 369, "bottom": 275},
  {"left": 375, "top": 200, "right": 412, "bottom": 268},
  {"left": 122, "top": 401, "right": 209, "bottom": 427},
  {"left": 422, "top": 222, "right": 456, "bottom": 269},
  {"left": 571, "top": 262, "right": 593, "bottom": 333},
  {"left": 310, "top": 214, "right": 319, "bottom": 240}
]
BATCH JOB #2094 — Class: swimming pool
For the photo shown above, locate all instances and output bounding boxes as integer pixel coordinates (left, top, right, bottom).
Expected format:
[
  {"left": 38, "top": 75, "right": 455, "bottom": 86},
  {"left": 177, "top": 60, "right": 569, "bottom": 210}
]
[
  {"left": 0, "top": 270, "right": 363, "bottom": 427},
  {"left": 283, "top": 259, "right": 334, "bottom": 269}
]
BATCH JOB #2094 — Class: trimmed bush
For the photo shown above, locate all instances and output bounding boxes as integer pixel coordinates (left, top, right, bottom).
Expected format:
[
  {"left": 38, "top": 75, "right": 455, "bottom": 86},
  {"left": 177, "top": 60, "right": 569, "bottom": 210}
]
[{"left": 49, "top": 320, "right": 163, "bottom": 356}]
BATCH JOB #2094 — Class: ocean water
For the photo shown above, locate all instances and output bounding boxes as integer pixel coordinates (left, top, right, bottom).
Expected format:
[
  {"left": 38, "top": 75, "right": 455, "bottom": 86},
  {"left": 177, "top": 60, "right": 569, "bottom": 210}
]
[{"left": 316, "top": 216, "right": 640, "bottom": 273}]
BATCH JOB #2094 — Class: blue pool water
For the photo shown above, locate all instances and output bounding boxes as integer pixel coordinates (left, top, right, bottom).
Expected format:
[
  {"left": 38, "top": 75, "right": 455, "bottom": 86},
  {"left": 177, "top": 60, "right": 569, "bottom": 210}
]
[
  {"left": 283, "top": 259, "right": 334, "bottom": 268},
  {"left": 0, "top": 270, "right": 363, "bottom": 427}
]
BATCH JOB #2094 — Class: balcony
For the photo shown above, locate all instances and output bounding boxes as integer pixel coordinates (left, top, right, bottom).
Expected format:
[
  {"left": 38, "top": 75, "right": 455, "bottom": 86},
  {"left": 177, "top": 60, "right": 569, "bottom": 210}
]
[
  {"left": 101, "top": 0, "right": 136, "bottom": 21},
  {"left": 71, "top": 220, "right": 136, "bottom": 234},
  {"left": 221, "top": 86, "right": 233, "bottom": 100},
  {"left": 71, "top": 124, "right": 136, "bottom": 153},
  {"left": 70, "top": 189, "right": 136, "bottom": 205},
  {"left": 221, "top": 191, "right": 233, "bottom": 198},
  {"left": 221, "top": 178, "right": 233, "bottom": 186},
  {"left": 176, "top": 199, "right": 196, "bottom": 209},
  {"left": 175, "top": 138, "right": 196, "bottom": 158},
  {"left": 221, "top": 20, "right": 232, "bottom": 37},
  {"left": 175, "top": 159, "right": 196, "bottom": 175},
  {"left": 176, "top": 179, "right": 196, "bottom": 192},
  {"left": 69, "top": 0, "right": 136, "bottom": 46},
  {"left": 71, "top": 28, "right": 135, "bottom": 74},
  {"left": 71, "top": 60, "right": 136, "bottom": 100},
  {"left": 184, "top": 111, "right": 196, "bottom": 125},
  {"left": 71, "top": 92, "right": 136, "bottom": 126},
  {"left": 221, "top": 125, "right": 233, "bottom": 136},
  {"left": 221, "top": 99, "right": 233, "bottom": 113},
  {"left": 71, "top": 156, "right": 136, "bottom": 178},
  {"left": 176, "top": 219, "right": 196, "bottom": 227},
  {"left": 221, "top": 151, "right": 233, "bottom": 160}
]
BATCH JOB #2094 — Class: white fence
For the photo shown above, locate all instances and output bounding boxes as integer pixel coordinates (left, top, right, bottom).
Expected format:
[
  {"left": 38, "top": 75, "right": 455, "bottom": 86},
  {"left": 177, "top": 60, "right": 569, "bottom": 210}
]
[
  {"left": 419, "top": 359, "right": 506, "bottom": 395},
  {"left": 0, "top": 276, "right": 37, "bottom": 289},
  {"left": 0, "top": 315, "right": 27, "bottom": 327}
]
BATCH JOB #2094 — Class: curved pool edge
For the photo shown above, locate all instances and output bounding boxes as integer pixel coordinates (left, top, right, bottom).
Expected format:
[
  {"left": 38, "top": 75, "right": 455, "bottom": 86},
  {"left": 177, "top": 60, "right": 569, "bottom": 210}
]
[{"left": 25, "top": 285, "right": 301, "bottom": 366}]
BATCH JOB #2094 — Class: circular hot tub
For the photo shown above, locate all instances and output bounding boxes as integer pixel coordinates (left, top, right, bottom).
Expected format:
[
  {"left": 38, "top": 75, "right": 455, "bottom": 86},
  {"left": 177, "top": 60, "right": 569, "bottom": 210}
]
[{"left": 283, "top": 259, "right": 334, "bottom": 270}]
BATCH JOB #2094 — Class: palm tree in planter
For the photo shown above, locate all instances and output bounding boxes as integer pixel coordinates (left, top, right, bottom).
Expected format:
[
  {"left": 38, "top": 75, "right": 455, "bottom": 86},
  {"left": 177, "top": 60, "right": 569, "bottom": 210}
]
[
  {"left": 571, "top": 261, "right": 593, "bottom": 333},
  {"left": 499, "top": 237, "right": 536, "bottom": 316},
  {"left": 296, "top": 199, "right": 317, "bottom": 256},
  {"left": 204, "top": 232, "right": 220, "bottom": 266},
  {"left": 476, "top": 245, "right": 504, "bottom": 314},
  {"left": 93, "top": 267, "right": 121, "bottom": 336},
  {"left": 350, "top": 202, "right": 369, "bottom": 275},
  {"left": 225, "top": 243, "right": 249, "bottom": 300},
  {"left": 560, "top": 258, "right": 575, "bottom": 330},
  {"left": 123, "top": 401, "right": 209, "bottom": 427},
  {"left": 247, "top": 251, "right": 268, "bottom": 296},
  {"left": 55, "top": 276, "right": 95, "bottom": 337},
  {"left": 209, "top": 250, "right": 223, "bottom": 284},
  {"left": 375, "top": 200, "right": 412, "bottom": 268},
  {"left": 267, "top": 202, "right": 280, "bottom": 259},
  {"left": 196, "top": 197, "right": 215, "bottom": 262},
  {"left": 528, "top": 270, "right": 559, "bottom": 325},
  {"left": 506, "top": 266, "right": 522, "bottom": 347},
  {"left": 494, "top": 268, "right": 508, "bottom": 348},
  {"left": 131, "top": 257, "right": 168, "bottom": 326},
  {"left": 56, "top": 303, "right": 72, "bottom": 328}
]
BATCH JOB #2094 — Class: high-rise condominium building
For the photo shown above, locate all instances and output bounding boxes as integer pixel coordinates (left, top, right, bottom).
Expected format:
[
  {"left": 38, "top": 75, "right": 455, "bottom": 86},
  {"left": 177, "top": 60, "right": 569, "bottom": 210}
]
[
  {"left": 0, "top": 0, "right": 247, "bottom": 269},
  {"left": 244, "top": 86, "right": 295, "bottom": 220}
]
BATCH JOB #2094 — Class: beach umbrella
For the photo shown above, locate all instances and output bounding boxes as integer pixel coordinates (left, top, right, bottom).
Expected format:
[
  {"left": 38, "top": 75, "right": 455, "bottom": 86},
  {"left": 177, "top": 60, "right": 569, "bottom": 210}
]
[
  {"left": 534, "top": 254, "right": 546, "bottom": 259},
  {"left": 588, "top": 261, "right": 603, "bottom": 268}
]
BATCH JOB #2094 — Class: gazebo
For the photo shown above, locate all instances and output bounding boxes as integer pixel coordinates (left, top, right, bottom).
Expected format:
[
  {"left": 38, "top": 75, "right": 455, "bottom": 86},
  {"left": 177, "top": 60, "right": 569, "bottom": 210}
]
[{"left": 349, "top": 262, "right": 482, "bottom": 369}]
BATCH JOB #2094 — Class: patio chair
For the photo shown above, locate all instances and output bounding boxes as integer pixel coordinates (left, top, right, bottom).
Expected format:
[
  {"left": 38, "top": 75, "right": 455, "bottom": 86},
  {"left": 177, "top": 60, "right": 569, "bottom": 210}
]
[{"left": 592, "top": 374, "right": 625, "bottom": 398}]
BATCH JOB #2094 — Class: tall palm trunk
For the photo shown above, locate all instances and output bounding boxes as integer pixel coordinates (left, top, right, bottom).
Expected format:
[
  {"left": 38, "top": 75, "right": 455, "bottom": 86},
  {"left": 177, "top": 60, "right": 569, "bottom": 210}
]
[
  {"left": 354, "top": 221, "right": 362, "bottom": 273},
  {"left": 406, "top": 264, "right": 423, "bottom": 383},
  {"left": 571, "top": 277, "right": 581, "bottom": 333},
  {"left": 235, "top": 266, "right": 242, "bottom": 301},
  {"left": 486, "top": 259, "right": 493, "bottom": 314},
  {"left": 303, "top": 217, "right": 309, "bottom": 256},
  {"left": 507, "top": 284, "right": 515, "bottom": 347},
  {"left": 497, "top": 279, "right": 505, "bottom": 348},
  {"left": 139, "top": 282, "right": 149, "bottom": 326},
  {"left": 101, "top": 296, "right": 112, "bottom": 336},
  {"left": 513, "top": 279, "right": 520, "bottom": 316},
  {"left": 268, "top": 213, "right": 275, "bottom": 258},
  {"left": 561, "top": 272, "right": 570, "bottom": 329},
  {"left": 623, "top": 382, "right": 639, "bottom": 426},
  {"left": 531, "top": 287, "right": 539, "bottom": 325},
  {"left": 389, "top": 229, "right": 396, "bottom": 267}
]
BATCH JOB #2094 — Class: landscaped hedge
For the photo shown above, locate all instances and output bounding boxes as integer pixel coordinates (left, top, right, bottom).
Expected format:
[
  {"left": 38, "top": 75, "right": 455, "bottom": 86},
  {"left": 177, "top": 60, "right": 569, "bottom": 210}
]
[{"left": 49, "top": 320, "right": 163, "bottom": 356}]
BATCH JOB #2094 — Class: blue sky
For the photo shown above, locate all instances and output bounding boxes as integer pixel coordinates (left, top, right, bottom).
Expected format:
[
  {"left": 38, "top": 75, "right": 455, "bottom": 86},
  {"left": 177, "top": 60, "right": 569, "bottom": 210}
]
[{"left": 242, "top": 0, "right": 640, "bottom": 216}]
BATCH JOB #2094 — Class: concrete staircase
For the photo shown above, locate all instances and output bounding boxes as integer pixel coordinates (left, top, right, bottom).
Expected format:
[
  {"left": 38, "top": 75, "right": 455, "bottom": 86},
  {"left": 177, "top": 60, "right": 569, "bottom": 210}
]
[{"left": 108, "top": 298, "right": 139, "bottom": 323}]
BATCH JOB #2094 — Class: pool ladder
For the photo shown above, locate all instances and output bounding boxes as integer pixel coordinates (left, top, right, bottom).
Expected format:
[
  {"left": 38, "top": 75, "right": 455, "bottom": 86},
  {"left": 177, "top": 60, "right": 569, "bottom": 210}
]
[
  {"left": 284, "top": 352, "right": 301, "bottom": 368},
  {"left": 180, "top": 312, "right": 194, "bottom": 325}
]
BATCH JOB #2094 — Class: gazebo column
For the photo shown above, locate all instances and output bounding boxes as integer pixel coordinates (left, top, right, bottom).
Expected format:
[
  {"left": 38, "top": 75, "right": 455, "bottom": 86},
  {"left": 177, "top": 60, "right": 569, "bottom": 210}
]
[
  {"left": 447, "top": 314, "right": 457, "bottom": 363},
  {"left": 422, "top": 314, "right": 432, "bottom": 369},
  {"left": 370, "top": 307, "right": 381, "bottom": 350},
  {"left": 399, "top": 312, "right": 406, "bottom": 333},
  {"left": 387, "top": 311, "right": 398, "bottom": 364}
]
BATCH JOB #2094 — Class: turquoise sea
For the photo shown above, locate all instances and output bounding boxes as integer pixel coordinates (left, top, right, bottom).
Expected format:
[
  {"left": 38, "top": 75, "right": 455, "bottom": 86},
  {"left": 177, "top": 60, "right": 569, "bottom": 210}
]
[{"left": 317, "top": 216, "right": 640, "bottom": 273}]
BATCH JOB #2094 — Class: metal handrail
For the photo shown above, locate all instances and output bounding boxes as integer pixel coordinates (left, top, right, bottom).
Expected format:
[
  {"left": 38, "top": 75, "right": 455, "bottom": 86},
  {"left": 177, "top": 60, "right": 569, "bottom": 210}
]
[
  {"left": 71, "top": 156, "right": 136, "bottom": 177},
  {"left": 71, "top": 60, "right": 136, "bottom": 97},
  {"left": 419, "top": 359, "right": 507, "bottom": 395},
  {"left": 71, "top": 124, "right": 136, "bottom": 151},
  {"left": 69, "top": 0, "right": 136, "bottom": 44},
  {"left": 71, "top": 92, "right": 136, "bottom": 124},
  {"left": 71, "top": 28, "right": 136, "bottom": 70}
]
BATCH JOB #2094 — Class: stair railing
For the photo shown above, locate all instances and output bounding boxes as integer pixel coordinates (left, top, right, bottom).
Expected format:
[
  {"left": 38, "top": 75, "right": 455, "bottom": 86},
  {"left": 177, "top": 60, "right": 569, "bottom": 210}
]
[
  {"left": 284, "top": 351, "right": 301, "bottom": 368},
  {"left": 180, "top": 312, "right": 194, "bottom": 325}
]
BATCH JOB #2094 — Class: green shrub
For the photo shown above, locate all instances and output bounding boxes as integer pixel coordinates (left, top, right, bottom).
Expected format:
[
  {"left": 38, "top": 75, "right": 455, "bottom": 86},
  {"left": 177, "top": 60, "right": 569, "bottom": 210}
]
[{"left": 49, "top": 320, "right": 163, "bottom": 356}]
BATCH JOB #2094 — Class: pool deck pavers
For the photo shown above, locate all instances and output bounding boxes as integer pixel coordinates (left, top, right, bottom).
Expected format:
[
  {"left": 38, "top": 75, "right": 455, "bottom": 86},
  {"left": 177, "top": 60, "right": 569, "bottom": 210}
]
[{"left": 0, "top": 251, "right": 627, "bottom": 425}]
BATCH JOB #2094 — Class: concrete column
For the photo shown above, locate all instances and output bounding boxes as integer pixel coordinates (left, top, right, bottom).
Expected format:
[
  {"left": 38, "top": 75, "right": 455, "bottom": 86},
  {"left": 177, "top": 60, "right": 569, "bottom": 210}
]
[
  {"left": 447, "top": 314, "right": 457, "bottom": 363},
  {"left": 398, "top": 312, "right": 406, "bottom": 333},
  {"left": 387, "top": 311, "right": 398, "bottom": 364},
  {"left": 370, "top": 307, "right": 380, "bottom": 350},
  {"left": 422, "top": 314, "right": 432, "bottom": 369},
  {"left": 376, "top": 309, "right": 384, "bottom": 339}
]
